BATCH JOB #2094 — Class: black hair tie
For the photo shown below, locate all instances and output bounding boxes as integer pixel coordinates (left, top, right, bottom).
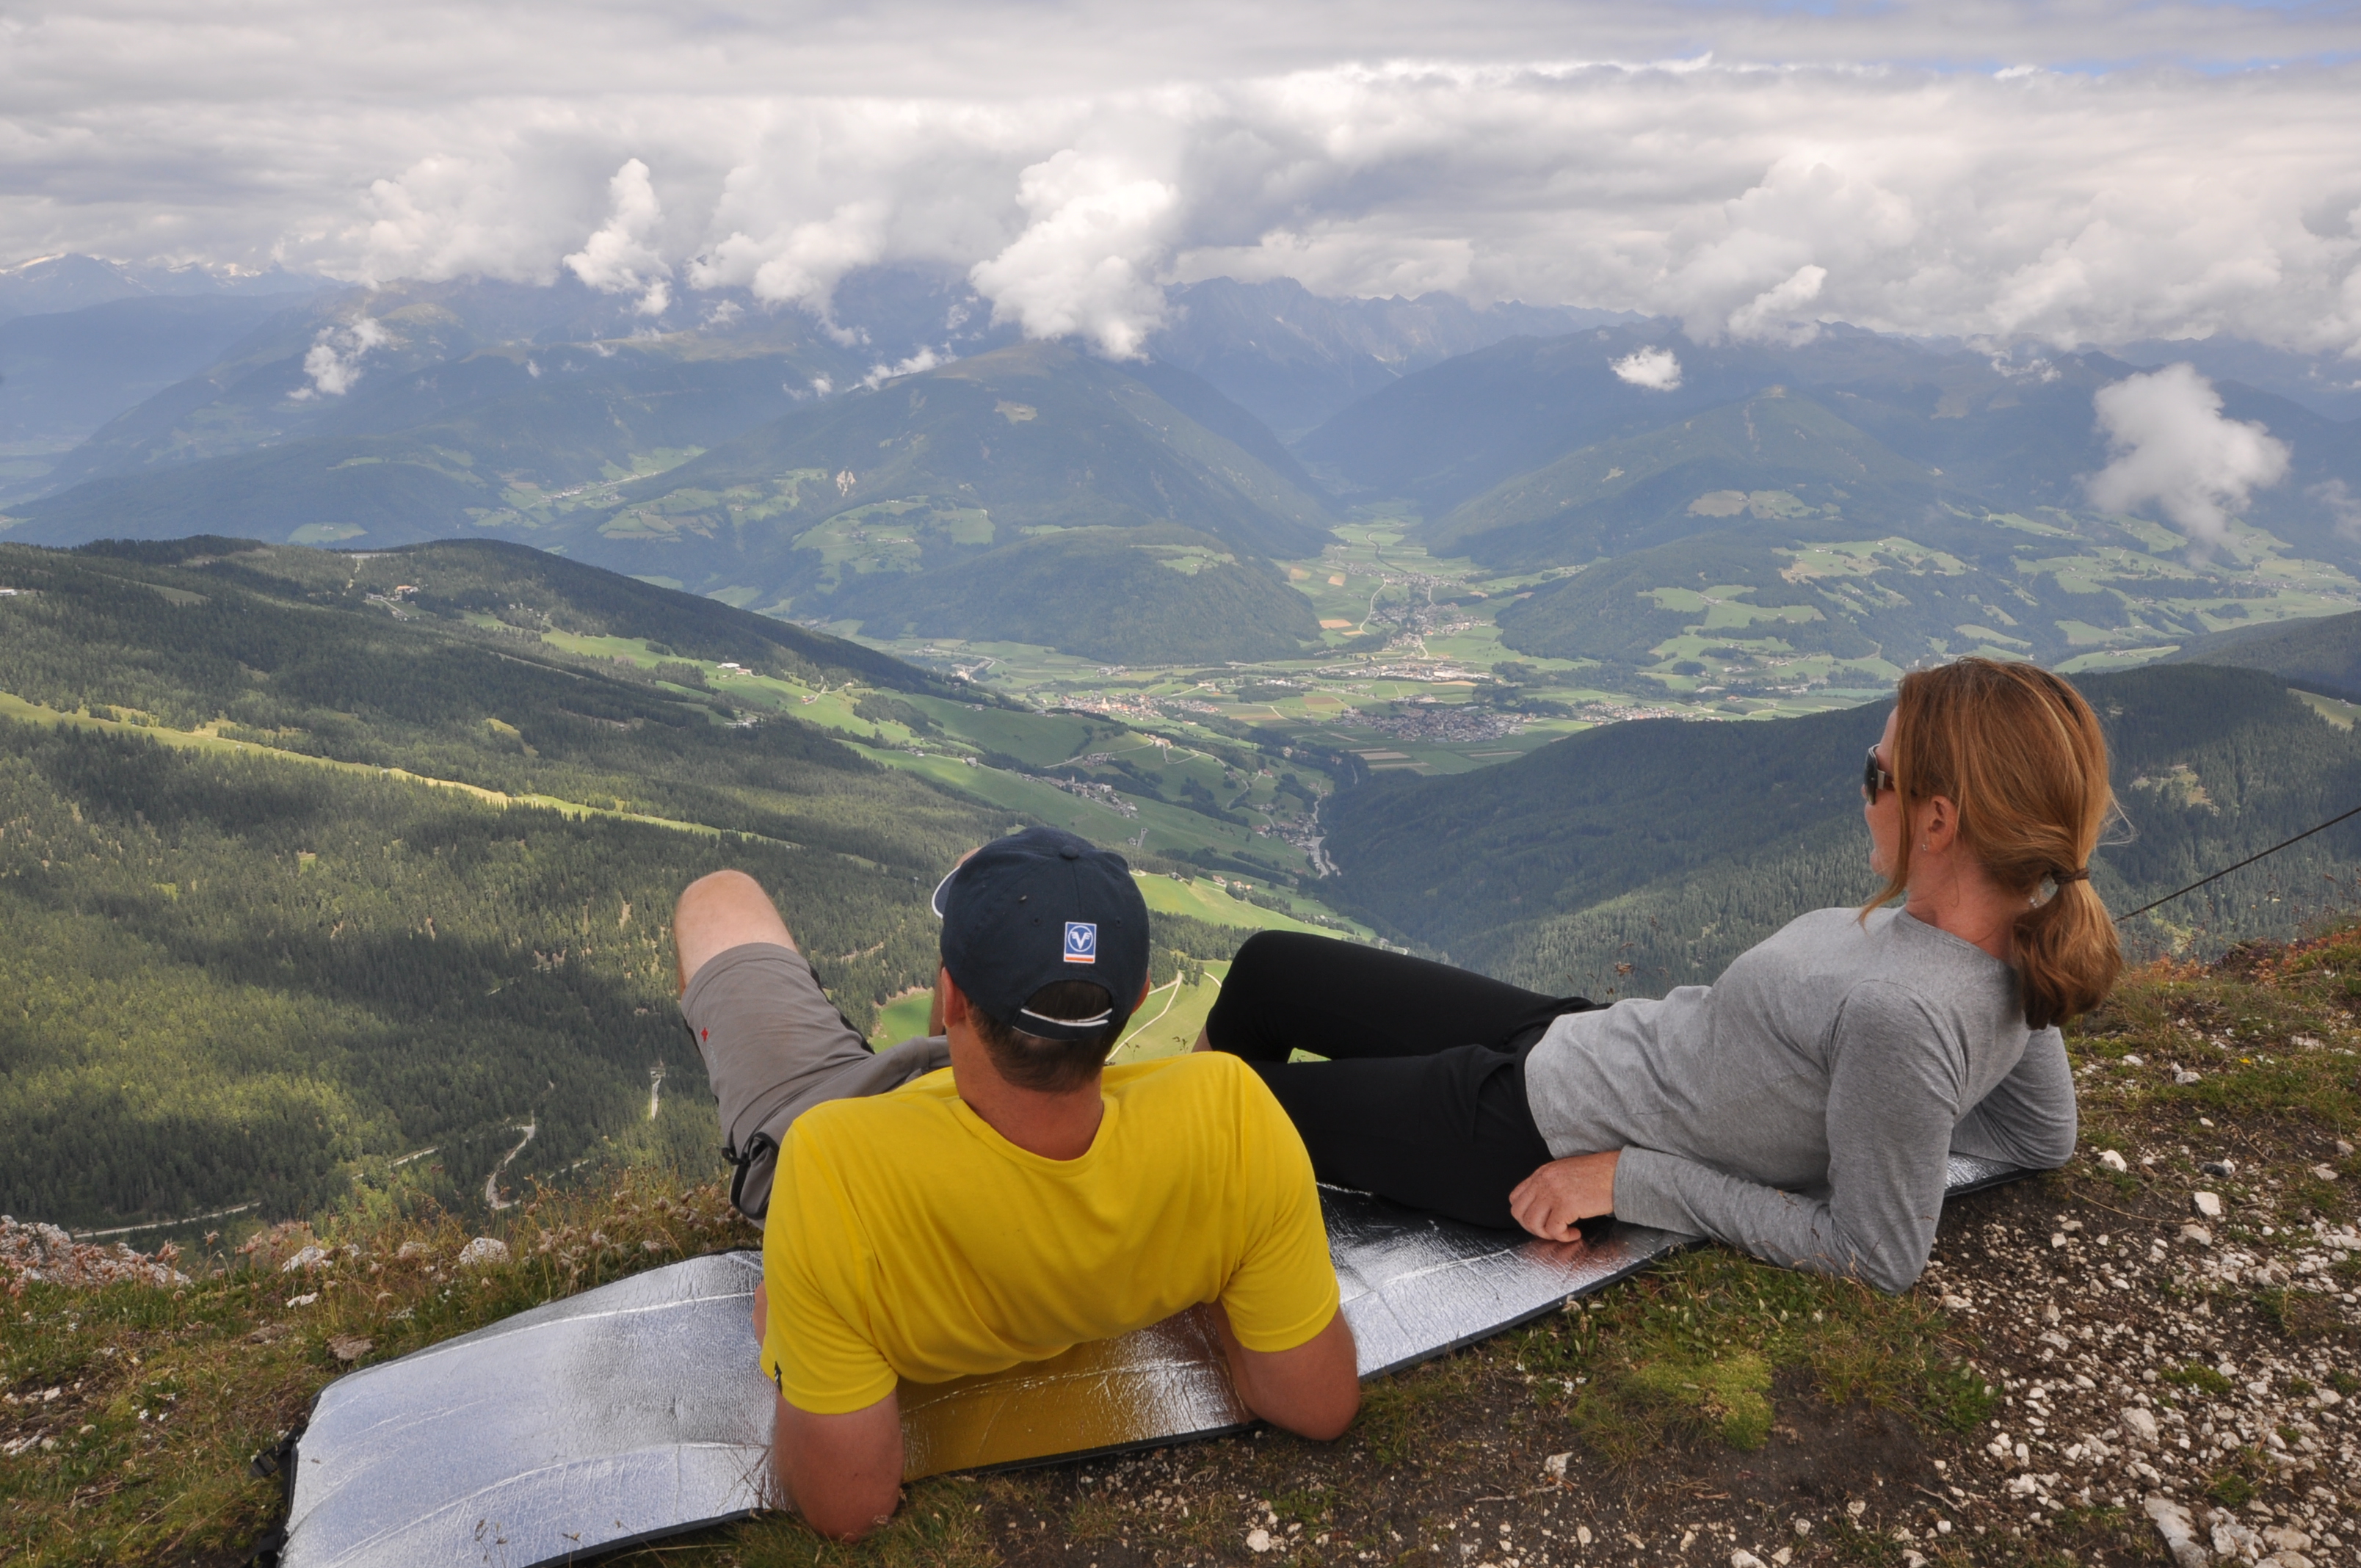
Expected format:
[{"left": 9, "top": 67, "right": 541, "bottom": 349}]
[{"left": 2052, "top": 867, "right": 2091, "bottom": 883}]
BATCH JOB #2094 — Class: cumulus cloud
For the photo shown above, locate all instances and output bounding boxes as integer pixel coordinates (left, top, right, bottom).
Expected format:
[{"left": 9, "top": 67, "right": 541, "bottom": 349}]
[
  {"left": 2313, "top": 479, "right": 2361, "bottom": 540},
  {"left": 968, "top": 153, "right": 1179, "bottom": 358},
  {"left": 1611, "top": 345, "right": 1682, "bottom": 390},
  {"left": 1724, "top": 265, "right": 1829, "bottom": 346},
  {"left": 10, "top": 5, "right": 2361, "bottom": 361},
  {"left": 291, "top": 316, "right": 389, "bottom": 399},
  {"left": 565, "top": 159, "right": 672, "bottom": 316},
  {"left": 861, "top": 346, "right": 948, "bottom": 388},
  {"left": 2084, "top": 363, "right": 2291, "bottom": 548}
]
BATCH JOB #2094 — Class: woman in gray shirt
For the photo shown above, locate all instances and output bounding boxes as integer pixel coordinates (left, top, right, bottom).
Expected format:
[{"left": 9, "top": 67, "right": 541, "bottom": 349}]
[{"left": 1203, "top": 658, "right": 2119, "bottom": 1292}]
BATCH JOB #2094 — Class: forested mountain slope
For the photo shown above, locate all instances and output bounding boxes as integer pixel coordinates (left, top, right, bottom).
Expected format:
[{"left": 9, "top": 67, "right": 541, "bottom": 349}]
[
  {"left": 1303, "top": 326, "right": 2361, "bottom": 573},
  {"left": 0, "top": 539, "right": 1283, "bottom": 1233},
  {"left": 3, "top": 337, "right": 1335, "bottom": 664},
  {"left": 1321, "top": 664, "right": 2361, "bottom": 995},
  {"left": 1431, "top": 387, "right": 1947, "bottom": 570},
  {"left": 564, "top": 340, "right": 1332, "bottom": 659},
  {"left": 0, "top": 295, "right": 310, "bottom": 475},
  {"left": 1148, "top": 276, "right": 1627, "bottom": 434},
  {"left": 2168, "top": 607, "right": 2361, "bottom": 702}
]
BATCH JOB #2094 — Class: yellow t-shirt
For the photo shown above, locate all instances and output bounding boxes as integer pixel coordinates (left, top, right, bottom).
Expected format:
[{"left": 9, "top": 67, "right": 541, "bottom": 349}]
[{"left": 759, "top": 1052, "right": 1338, "bottom": 1415}]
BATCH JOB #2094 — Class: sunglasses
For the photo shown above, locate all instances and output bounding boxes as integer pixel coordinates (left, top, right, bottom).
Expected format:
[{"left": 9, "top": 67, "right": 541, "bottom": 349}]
[{"left": 1862, "top": 747, "right": 1896, "bottom": 799}]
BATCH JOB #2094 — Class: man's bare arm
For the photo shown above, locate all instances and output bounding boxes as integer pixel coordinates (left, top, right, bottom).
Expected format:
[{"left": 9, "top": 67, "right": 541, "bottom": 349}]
[
  {"left": 771, "top": 1390, "right": 904, "bottom": 1541},
  {"left": 751, "top": 1280, "right": 905, "bottom": 1540},
  {"left": 1208, "top": 1305, "right": 1360, "bottom": 1441}
]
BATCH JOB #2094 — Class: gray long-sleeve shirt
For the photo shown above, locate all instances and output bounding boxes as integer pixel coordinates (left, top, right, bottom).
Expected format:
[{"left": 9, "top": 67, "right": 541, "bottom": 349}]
[{"left": 1523, "top": 907, "right": 2077, "bottom": 1293}]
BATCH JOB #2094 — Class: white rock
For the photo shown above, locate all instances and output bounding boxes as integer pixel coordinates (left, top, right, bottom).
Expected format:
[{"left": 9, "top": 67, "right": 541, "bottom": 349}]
[
  {"left": 278, "top": 1245, "right": 327, "bottom": 1274},
  {"left": 2097, "top": 1150, "right": 2129, "bottom": 1172},
  {"left": 2144, "top": 1496, "right": 2209, "bottom": 1568},
  {"left": 2180, "top": 1224, "right": 2213, "bottom": 1246},
  {"left": 285, "top": 1292, "right": 319, "bottom": 1307},
  {"left": 1247, "top": 1528, "right": 1273, "bottom": 1554},
  {"left": 456, "top": 1236, "right": 509, "bottom": 1268},
  {"left": 2192, "top": 1191, "right": 2224, "bottom": 1219},
  {"left": 2264, "top": 1526, "right": 2313, "bottom": 1553},
  {"left": 2121, "top": 1407, "right": 2160, "bottom": 1445},
  {"left": 2122, "top": 1055, "right": 2144, "bottom": 1067},
  {"left": 1730, "top": 1552, "right": 1768, "bottom": 1568},
  {"left": 2211, "top": 1514, "right": 2263, "bottom": 1558},
  {"left": 396, "top": 1240, "right": 432, "bottom": 1260}
]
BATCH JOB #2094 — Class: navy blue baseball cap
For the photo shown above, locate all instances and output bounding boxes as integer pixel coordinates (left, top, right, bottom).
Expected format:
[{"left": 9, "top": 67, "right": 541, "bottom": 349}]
[{"left": 931, "top": 827, "right": 1151, "bottom": 1041}]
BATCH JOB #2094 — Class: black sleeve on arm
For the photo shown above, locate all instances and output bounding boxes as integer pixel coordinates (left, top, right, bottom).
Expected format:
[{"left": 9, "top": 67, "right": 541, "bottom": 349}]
[
  {"left": 1950, "top": 1026, "right": 2078, "bottom": 1170},
  {"left": 1610, "top": 983, "right": 1965, "bottom": 1294}
]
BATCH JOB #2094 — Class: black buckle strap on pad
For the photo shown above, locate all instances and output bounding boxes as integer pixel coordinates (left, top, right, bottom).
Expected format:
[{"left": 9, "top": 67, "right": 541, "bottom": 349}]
[
  {"left": 725, "top": 1130, "right": 778, "bottom": 1222},
  {"left": 241, "top": 1425, "right": 304, "bottom": 1565}
]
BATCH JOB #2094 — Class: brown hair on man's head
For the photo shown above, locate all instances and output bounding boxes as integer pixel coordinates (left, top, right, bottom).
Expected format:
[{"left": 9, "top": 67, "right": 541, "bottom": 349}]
[{"left": 971, "top": 979, "right": 1122, "bottom": 1092}]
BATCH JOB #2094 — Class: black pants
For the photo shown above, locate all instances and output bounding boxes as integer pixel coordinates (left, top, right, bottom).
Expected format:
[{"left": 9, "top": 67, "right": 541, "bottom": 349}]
[{"left": 1204, "top": 932, "right": 1597, "bottom": 1230}]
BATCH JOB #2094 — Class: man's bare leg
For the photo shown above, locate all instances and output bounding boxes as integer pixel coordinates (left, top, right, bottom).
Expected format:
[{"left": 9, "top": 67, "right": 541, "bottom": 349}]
[{"left": 675, "top": 869, "right": 797, "bottom": 995}]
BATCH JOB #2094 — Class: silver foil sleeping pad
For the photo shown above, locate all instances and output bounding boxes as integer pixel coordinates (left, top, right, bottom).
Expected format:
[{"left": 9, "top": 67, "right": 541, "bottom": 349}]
[{"left": 278, "top": 1158, "right": 2028, "bottom": 1568}]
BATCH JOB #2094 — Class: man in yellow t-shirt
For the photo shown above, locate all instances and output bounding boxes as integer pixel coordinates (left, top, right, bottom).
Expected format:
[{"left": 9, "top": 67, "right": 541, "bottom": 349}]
[{"left": 674, "top": 827, "right": 1357, "bottom": 1539}]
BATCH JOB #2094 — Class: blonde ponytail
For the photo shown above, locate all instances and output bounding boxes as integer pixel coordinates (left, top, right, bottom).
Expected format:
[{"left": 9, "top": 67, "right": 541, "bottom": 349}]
[{"left": 1864, "top": 659, "right": 2121, "bottom": 1029}]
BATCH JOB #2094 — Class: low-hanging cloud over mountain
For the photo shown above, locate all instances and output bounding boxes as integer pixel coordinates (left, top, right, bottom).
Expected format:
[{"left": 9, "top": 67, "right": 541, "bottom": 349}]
[
  {"left": 6, "top": 1, "right": 2361, "bottom": 361},
  {"left": 2086, "top": 363, "right": 2293, "bottom": 548}
]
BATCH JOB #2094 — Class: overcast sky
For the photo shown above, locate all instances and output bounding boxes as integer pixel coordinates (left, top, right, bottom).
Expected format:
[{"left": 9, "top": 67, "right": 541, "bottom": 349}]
[{"left": 6, "top": 0, "right": 2361, "bottom": 356}]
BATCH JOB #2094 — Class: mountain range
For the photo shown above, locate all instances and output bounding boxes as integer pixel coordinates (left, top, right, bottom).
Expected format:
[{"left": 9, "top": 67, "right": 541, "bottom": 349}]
[{"left": 2, "top": 258, "right": 2359, "bottom": 681}]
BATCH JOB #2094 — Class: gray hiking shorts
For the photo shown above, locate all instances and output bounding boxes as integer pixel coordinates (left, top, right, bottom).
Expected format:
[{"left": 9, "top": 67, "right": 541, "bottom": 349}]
[{"left": 679, "top": 942, "right": 950, "bottom": 1219}]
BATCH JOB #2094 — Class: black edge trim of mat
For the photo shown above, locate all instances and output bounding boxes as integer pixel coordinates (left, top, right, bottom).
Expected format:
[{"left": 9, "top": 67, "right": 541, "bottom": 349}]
[
  {"left": 531, "top": 1509, "right": 764, "bottom": 1568},
  {"left": 1944, "top": 1165, "right": 2045, "bottom": 1202}
]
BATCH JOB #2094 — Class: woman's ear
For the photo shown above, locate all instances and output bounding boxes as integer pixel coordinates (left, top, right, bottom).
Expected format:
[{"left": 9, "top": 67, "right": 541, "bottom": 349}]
[{"left": 1917, "top": 794, "right": 1960, "bottom": 852}]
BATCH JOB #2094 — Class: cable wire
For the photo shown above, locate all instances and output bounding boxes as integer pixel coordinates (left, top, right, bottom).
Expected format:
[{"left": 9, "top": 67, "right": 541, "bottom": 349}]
[{"left": 2113, "top": 802, "right": 2361, "bottom": 924}]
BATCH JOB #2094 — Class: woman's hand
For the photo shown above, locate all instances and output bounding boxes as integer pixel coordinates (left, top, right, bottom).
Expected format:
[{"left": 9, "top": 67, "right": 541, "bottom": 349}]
[{"left": 1508, "top": 1152, "right": 1621, "bottom": 1242}]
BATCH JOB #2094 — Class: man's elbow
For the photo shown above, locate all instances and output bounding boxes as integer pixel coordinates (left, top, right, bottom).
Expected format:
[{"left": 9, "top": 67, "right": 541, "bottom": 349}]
[
  {"left": 776, "top": 1457, "right": 900, "bottom": 1542},
  {"left": 802, "top": 1500, "right": 899, "bottom": 1543},
  {"left": 1241, "top": 1311, "right": 1361, "bottom": 1441},
  {"left": 771, "top": 1395, "right": 904, "bottom": 1541},
  {"left": 1272, "top": 1375, "right": 1360, "bottom": 1443}
]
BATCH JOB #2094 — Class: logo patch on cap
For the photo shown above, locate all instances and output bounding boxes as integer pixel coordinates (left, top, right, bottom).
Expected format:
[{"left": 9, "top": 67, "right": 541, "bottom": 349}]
[{"left": 1063, "top": 922, "right": 1098, "bottom": 963}]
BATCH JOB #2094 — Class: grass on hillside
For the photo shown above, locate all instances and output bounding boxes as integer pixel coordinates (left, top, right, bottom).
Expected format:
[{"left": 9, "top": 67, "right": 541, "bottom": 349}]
[{"left": 7, "top": 926, "right": 2359, "bottom": 1567}]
